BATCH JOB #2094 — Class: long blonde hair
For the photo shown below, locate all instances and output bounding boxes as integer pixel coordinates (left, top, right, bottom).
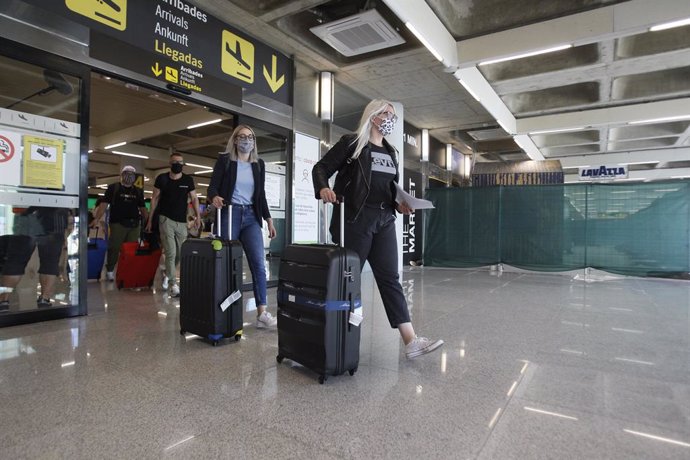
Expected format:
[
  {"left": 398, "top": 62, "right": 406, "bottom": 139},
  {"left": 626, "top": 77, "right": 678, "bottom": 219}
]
[
  {"left": 224, "top": 124, "right": 258, "bottom": 162},
  {"left": 350, "top": 99, "right": 395, "bottom": 160}
]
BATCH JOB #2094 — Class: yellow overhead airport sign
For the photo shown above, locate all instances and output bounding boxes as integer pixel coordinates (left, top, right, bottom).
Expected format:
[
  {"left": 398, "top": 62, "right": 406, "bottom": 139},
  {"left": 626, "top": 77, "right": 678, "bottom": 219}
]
[
  {"left": 66, "top": 0, "right": 127, "bottom": 31},
  {"left": 28, "top": 0, "right": 292, "bottom": 105},
  {"left": 221, "top": 30, "right": 255, "bottom": 84}
]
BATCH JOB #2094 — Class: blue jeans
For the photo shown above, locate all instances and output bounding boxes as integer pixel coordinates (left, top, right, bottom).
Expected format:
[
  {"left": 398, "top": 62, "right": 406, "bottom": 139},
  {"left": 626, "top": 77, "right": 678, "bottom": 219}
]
[{"left": 221, "top": 205, "right": 267, "bottom": 306}]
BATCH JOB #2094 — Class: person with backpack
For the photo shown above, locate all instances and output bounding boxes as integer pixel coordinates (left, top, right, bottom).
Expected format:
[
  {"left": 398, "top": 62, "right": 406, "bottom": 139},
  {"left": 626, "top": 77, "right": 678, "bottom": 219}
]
[
  {"left": 145, "top": 152, "right": 201, "bottom": 298},
  {"left": 90, "top": 165, "right": 148, "bottom": 281},
  {"left": 312, "top": 99, "right": 444, "bottom": 359}
]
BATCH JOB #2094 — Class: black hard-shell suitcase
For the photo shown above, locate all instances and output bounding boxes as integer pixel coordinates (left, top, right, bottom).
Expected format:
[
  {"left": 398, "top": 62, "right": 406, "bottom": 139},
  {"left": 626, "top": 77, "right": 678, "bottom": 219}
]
[
  {"left": 179, "top": 206, "right": 243, "bottom": 346},
  {"left": 276, "top": 200, "right": 361, "bottom": 383}
]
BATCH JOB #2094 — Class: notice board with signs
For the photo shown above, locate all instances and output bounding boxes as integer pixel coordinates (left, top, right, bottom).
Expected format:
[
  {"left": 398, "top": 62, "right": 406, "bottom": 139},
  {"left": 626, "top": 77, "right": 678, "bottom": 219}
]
[
  {"left": 25, "top": 0, "right": 293, "bottom": 107},
  {"left": 0, "top": 108, "right": 80, "bottom": 195}
]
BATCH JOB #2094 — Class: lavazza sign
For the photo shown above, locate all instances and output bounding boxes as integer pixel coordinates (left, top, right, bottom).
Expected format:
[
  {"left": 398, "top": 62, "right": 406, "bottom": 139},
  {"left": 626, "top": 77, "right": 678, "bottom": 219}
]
[{"left": 578, "top": 165, "right": 628, "bottom": 181}]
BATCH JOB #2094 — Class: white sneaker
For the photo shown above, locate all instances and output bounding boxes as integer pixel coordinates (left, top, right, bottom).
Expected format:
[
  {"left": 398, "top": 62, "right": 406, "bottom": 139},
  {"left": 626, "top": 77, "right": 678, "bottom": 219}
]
[
  {"left": 256, "top": 311, "right": 277, "bottom": 329},
  {"left": 106, "top": 271, "right": 114, "bottom": 281},
  {"left": 161, "top": 275, "right": 169, "bottom": 290},
  {"left": 405, "top": 336, "right": 444, "bottom": 359},
  {"left": 170, "top": 284, "right": 180, "bottom": 298}
]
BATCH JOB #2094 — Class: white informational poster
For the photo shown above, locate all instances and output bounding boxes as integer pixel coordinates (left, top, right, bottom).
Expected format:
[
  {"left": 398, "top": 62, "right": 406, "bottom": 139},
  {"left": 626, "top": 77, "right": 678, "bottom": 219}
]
[
  {"left": 265, "top": 172, "right": 282, "bottom": 208},
  {"left": 293, "top": 132, "right": 320, "bottom": 243},
  {"left": 0, "top": 130, "right": 22, "bottom": 187}
]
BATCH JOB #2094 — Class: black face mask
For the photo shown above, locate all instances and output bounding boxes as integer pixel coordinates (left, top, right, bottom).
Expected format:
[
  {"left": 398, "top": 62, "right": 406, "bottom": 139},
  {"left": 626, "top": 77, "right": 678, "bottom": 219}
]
[{"left": 170, "top": 163, "right": 183, "bottom": 174}]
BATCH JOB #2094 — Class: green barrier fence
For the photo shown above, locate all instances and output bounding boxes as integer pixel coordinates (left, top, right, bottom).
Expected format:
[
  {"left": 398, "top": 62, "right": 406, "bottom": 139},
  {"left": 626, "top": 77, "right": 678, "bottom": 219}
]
[{"left": 424, "top": 181, "right": 690, "bottom": 277}]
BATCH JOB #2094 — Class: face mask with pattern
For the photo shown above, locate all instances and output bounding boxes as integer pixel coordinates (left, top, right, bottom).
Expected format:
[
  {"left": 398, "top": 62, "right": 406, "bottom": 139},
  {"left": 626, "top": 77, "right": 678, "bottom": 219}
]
[
  {"left": 376, "top": 116, "right": 396, "bottom": 136},
  {"left": 236, "top": 139, "right": 254, "bottom": 154}
]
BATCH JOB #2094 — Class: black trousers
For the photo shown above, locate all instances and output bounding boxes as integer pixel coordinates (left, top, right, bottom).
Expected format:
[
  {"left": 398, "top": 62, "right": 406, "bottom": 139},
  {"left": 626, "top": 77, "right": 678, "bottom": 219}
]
[{"left": 331, "top": 205, "right": 410, "bottom": 328}]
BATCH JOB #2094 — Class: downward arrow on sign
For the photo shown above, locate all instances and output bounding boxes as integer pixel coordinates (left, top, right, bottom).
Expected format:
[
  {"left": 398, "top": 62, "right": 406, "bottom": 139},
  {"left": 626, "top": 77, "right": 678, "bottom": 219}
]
[
  {"left": 262, "top": 55, "right": 285, "bottom": 93},
  {"left": 151, "top": 62, "right": 162, "bottom": 77}
]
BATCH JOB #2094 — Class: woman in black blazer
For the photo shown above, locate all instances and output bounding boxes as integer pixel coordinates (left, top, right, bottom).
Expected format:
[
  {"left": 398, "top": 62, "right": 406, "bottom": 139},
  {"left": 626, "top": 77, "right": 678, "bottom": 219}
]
[{"left": 208, "top": 124, "right": 277, "bottom": 329}]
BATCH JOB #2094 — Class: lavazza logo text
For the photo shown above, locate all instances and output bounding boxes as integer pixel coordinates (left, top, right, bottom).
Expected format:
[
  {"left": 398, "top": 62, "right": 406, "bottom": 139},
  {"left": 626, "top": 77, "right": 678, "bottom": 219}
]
[{"left": 580, "top": 165, "right": 626, "bottom": 179}]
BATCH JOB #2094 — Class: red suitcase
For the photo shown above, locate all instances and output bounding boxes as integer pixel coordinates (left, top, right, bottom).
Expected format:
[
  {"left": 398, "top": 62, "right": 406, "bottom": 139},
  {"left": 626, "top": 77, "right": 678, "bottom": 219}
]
[{"left": 115, "top": 241, "right": 161, "bottom": 289}]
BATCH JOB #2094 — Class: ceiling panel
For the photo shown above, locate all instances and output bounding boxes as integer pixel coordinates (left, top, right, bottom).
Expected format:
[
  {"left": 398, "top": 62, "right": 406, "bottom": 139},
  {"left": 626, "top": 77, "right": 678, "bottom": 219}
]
[{"left": 189, "top": 0, "right": 690, "bottom": 180}]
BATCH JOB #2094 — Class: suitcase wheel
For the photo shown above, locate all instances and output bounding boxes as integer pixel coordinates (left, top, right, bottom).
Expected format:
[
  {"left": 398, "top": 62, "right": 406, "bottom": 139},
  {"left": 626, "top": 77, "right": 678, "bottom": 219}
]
[
  {"left": 180, "top": 329, "right": 185, "bottom": 335},
  {"left": 276, "top": 355, "right": 284, "bottom": 364},
  {"left": 212, "top": 340, "right": 219, "bottom": 347},
  {"left": 349, "top": 368, "right": 356, "bottom": 376},
  {"left": 318, "top": 375, "right": 326, "bottom": 385},
  {"left": 234, "top": 334, "right": 241, "bottom": 342}
]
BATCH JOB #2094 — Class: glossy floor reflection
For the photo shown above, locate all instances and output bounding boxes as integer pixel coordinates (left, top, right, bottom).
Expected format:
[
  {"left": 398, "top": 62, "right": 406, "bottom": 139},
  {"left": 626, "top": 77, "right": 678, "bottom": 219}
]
[{"left": 0, "top": 268, "right": 688, "bottom": 458}]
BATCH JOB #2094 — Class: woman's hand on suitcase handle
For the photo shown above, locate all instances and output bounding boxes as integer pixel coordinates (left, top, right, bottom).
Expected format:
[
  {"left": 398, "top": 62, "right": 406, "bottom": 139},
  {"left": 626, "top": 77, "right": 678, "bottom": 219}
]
[
  {"left": 319, "top": 188, "right": 338, "bottom": 204},
  {"left": 212, "top": 196, "right": 225, "bottom": 209}
]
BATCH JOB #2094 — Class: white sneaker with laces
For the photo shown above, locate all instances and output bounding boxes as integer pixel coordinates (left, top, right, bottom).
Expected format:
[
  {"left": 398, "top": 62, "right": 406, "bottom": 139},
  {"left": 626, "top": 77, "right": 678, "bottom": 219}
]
[
  {"left": 256, "top": 310, "right": 277, "bottom": 329},
  {"left": 170, "top": 284, "right": 180, "bottom": 298},
  {"left": 106, "top": 271, "right": 114, "bottom": 281},
  {"left": 161, "top": 275, "right": 169, "bottom": 290},
  {"left": 405, "top": 336, "right": 444, "bottom": 359}
]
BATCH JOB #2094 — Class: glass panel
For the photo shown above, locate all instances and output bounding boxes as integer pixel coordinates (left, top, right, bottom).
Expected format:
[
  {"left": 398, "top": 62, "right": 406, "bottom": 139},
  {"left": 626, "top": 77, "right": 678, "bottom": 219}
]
[
  {"left": 0, "top": 55, "right": 82, "bottom": 314},
  {"left": 254, "top": 126, "right": 287, "bottom": 285}
]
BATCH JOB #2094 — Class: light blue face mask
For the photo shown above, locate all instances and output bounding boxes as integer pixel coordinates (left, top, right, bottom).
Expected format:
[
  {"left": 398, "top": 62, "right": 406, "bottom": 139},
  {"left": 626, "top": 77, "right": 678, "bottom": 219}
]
[{"left": 237, "top": 139, "right": 254, "bottom": 154}]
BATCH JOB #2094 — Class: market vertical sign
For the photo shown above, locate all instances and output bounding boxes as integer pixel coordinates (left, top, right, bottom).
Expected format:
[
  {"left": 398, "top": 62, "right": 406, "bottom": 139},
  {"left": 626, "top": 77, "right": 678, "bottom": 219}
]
[
  {"left": 29, "top": 0, "right": 292, "bottom": 105},
  {"left": 402, "top": 169, "right": 424, "bottom": 265}
]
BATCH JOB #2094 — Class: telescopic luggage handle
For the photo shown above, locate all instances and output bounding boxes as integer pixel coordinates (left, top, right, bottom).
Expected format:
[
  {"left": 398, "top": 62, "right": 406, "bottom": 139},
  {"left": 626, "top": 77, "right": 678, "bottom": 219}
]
[
  {"left": 214, "top": 203, "right": 233, "bottom": 240},
  {"left": 337, "top": 196, "right": 344, "bottom": 248}
]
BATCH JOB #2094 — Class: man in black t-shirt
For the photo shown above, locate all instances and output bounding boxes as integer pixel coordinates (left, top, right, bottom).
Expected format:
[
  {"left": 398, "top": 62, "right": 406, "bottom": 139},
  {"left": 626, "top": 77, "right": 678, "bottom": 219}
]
[
  {"left": 91, "top": 165, "right": 148, "bottom": 281},
  {"left": 146, "top": 153, "right": 201, "bottom": 297}
]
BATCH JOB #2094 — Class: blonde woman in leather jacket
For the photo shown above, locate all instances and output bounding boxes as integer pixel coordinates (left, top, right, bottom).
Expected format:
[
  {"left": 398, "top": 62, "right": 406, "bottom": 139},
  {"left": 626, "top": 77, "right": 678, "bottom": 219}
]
[{"left": 312, "top": 99, "right": 443, "bottom": 359}]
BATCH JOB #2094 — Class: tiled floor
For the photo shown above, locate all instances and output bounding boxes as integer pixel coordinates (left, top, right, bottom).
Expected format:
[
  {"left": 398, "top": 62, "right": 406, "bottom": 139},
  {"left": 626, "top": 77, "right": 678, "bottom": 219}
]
[{"left": 0, "top": 268, "right": 688, "bottom": 459}]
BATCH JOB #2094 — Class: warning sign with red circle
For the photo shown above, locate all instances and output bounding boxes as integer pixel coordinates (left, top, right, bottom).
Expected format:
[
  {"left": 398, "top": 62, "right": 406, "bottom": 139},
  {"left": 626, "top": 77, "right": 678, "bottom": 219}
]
[
  {"left": 0, "top": 134, "right": 14, "bottom": 163},
  {"left": 0, "top": 130, "right": 22, "bottom": 186}
]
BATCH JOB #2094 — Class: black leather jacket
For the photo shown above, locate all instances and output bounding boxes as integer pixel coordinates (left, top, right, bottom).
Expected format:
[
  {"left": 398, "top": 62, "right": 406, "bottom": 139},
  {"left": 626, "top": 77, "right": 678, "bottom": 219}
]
[{"left": 312, "top": 134, "right": 399, "bottom": 223}]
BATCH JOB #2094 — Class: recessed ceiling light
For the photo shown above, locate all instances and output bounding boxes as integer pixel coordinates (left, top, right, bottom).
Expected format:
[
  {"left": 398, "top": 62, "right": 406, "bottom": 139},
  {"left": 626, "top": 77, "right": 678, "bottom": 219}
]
[
  {"left": 111, "top": 150, "right": 149, "bottom": 159},
  {"left": 104, "top": 141, "right": 126, "bottom": 149},
  {"left": 628, "top": 115, "right": 690, "bottom": 125},
  {"left": 479, "top": 44, "right": 572, "bottom": 66},
  {"left": 649, "top": 17, "right": 690, "bottom": 32},
  {"left": 187, "top": 119, "right": 222, "bottom": 129}
]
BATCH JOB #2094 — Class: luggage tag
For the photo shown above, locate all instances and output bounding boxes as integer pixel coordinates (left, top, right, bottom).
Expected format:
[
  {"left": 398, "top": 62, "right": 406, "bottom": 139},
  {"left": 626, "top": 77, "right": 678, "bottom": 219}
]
[
  {"left": 349, "top": 307, "right": 363, "bottom": 326},
  {"left": 220, "top": 290, "right": 241, "bottom": 311}
]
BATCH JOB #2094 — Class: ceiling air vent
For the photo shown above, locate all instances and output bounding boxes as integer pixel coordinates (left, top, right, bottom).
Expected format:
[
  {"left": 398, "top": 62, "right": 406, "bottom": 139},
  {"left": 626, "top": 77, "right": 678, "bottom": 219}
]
[{"left": 310, "top": 9, "right": 405, "bottom": 57}]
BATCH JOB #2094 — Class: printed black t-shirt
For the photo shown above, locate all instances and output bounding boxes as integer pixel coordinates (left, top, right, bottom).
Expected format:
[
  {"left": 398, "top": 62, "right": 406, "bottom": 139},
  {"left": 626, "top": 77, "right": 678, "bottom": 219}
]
[
  {"left": 154, "top": 173, "right": 195, "bottom": 223},
  {"left": 104, "top": 183, "right": 144, "bottom": 226},
  {"left": 367, "top": 142, "right": 396, "bottom": 206}
]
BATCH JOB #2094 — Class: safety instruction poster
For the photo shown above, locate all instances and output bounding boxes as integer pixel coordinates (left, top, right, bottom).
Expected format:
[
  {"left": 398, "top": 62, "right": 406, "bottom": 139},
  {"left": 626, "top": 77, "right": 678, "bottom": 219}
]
[
  {"left": 292, "top": 133, "right": 320, "bottom": 244},
  {"left": 22, "top": 136, "right": 65, "bottom": 189}
]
